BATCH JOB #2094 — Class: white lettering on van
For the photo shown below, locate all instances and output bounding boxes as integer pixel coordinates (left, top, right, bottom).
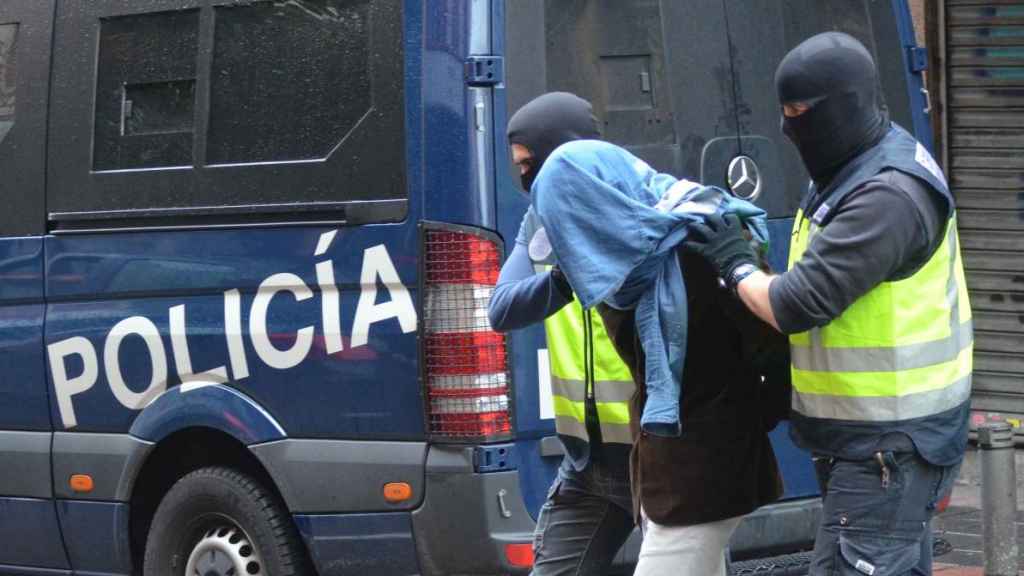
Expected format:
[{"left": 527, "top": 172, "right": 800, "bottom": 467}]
[
  {"left": 224, "top": 289, "right": 250, "bottom": 381},
  {"left": 170, "top": 304, "right": 229, "bottom": 384},
  {"left": 49, "top": 336, "right": 99, "bottom": 429},
  {"left": 315, "top": 231, "right": 344, "bottom": 354},
  {"left": 104, "top": 316, "right": 168, "bottom": 411},
  {"left": 46, "top": 235, "right": 417, "bottom": 429},
  {"left": 250, "top": 273, "right": 315, "bottom": 370},
  {"left": 351, "top": 244, "right": 417, "bottom": 348}
]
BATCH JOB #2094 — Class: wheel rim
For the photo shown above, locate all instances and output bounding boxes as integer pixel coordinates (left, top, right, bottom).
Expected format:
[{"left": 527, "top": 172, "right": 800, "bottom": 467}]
[{"left": 184, "top": 523, "right": 264, "bottom": 576}]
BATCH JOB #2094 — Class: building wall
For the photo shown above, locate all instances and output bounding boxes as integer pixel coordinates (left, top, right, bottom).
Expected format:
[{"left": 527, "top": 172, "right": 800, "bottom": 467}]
[{"left": 910, "top": 0, "right": 926, "bottom": 46}]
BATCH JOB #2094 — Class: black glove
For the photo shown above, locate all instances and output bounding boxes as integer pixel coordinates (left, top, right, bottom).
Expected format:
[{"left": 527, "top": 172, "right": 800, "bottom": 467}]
[
  {"left": 550, "top": 266, "right": 574, "bottom": 300},
  {"left": 683, "top": 213, "right": 759, "bottom": 287}
]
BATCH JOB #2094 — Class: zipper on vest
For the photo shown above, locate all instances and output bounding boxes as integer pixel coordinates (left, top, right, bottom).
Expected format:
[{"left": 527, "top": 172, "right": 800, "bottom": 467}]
[{"left": 582, "top": 308, "right": 603, "bottom": 446}]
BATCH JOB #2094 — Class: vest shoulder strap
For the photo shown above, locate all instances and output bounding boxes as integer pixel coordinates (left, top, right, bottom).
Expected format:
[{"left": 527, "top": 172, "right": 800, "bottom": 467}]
[{"left": 803, "top": 125, "right": 953, "bottom": 228}]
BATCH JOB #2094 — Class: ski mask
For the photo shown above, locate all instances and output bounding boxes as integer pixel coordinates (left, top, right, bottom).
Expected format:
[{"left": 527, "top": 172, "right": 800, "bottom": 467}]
[
  {"left": 775, "top": 32, "right": 890, "bottom": 184},
  {"left": 507, "top": 92, "right": 601, "bottom": 192}
]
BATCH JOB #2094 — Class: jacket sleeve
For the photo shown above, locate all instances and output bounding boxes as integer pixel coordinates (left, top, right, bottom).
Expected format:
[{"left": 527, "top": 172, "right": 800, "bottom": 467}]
[{"left": 487, "top": 242, "right": 573, "bottom": 333}]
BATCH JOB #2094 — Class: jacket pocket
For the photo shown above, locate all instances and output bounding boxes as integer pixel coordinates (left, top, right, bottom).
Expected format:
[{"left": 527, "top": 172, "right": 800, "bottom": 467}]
[{"left": 836, "top": 528, "right": 921, "bottom": 575}]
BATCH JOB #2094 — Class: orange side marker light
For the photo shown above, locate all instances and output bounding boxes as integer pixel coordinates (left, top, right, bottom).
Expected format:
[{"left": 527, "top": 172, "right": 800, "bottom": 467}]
[
  {"left": 70, "top": 474, "right": 94, "bottom": 494},
  {"left": 383, "top": 482, "right": 413, "bottom": 503}
]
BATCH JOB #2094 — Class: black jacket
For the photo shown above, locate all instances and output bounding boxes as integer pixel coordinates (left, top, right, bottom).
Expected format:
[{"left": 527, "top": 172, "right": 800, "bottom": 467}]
[{"left": 598, "top": 249, "right": 790, "bottom": 526}]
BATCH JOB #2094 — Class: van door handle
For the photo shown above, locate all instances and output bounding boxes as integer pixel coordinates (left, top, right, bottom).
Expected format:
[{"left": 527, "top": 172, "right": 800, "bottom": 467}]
[{"left": 921, "top": 87, "right": 932, "bottom": 115}]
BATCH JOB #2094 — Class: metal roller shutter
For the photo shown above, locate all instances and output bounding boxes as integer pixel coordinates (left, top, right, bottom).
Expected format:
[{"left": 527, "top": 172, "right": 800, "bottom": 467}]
[{"left": 941, "top": 0, "right": 1024, "bottom": 418}]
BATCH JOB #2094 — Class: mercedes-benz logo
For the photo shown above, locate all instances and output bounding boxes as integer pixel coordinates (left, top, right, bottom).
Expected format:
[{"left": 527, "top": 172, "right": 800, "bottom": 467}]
[{"left": 727, "top": 155, "right": 762, "bottom": 200}]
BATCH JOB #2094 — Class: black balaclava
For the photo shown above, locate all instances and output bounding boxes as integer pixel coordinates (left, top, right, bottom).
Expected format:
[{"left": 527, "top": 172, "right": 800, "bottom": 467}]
[
  {"left": 507, "top": 92, "right": 601, "bottom": 192},
  {"left": 775, "top": 32, "right": 890, "bottom": 185}
]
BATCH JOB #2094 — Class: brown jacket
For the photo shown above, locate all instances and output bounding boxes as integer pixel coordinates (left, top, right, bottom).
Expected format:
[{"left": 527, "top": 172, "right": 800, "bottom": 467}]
[{"left": 598, "top": 249, "right": 790, "bottom": 527}]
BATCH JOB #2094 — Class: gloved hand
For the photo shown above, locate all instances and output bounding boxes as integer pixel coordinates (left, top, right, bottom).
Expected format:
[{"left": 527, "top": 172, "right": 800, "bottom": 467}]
[
  {"left": 550, "top": 265, "right": 574, "bottom": 300},
  {"left": 683, "top": 213, "right": 759, "bottom": 288}
]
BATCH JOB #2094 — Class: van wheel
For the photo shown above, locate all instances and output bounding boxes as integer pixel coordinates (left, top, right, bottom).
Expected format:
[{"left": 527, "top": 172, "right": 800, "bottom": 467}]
[{"left": 143, "top": 467, "right": 307, "bottom": 576}]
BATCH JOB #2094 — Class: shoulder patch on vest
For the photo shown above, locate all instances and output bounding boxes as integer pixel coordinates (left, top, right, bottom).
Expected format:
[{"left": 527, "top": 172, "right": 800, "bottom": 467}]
[
  {"left": 915, "top": 142, "right": 947, "bottom": 186},
  {"left": 812, "top": 202, "right": 831, "bottom": 224},
  {"left": 528, "top": 226, "right": 553, "bottom": 262}
]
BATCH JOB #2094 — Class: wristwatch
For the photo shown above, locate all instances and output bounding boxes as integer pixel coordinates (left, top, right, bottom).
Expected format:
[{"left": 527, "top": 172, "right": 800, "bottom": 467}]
[{"left": 726, "top": 263, "right": 759, "bottom": 294}]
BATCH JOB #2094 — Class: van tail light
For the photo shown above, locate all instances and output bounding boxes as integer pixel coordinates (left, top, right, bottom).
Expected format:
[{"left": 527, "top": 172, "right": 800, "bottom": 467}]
[{"left": 421, "top": 223, "right": 512, "bottom": 441}]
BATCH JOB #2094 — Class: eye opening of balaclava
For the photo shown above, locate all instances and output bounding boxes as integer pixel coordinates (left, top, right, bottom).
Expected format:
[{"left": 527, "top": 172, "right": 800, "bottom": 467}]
[
  {"left": 775, "top": 32, "right": 890, "bottom": 185},
  {"left": 507, "top": 92, "right": 602, "bottom": 193}
]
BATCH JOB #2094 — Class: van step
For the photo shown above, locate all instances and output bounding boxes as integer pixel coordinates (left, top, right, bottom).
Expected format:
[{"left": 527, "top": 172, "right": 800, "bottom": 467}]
[{"left": 729, "top": 551, "right": 813, "bottom": 575}]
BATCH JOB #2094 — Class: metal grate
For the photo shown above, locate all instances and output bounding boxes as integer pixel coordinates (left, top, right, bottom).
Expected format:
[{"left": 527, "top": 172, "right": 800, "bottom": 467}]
[
  {"left": 729, "top": 551, "right": 813, "bottom": 575},
  {"left": 423, "top": 228, "right": 511, "bottom": 440}
]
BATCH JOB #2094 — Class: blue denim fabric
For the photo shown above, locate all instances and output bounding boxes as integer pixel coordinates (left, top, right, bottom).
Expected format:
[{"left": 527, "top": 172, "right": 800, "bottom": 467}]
[
  {"left": 811, "top": 451, "right": 960, "bottom": 576},
  {"left": 533, "top": 140, "right": 767, "bottom": 437},
  {"left": 531, "top": 455, "right": 635, "bottom": 576}
]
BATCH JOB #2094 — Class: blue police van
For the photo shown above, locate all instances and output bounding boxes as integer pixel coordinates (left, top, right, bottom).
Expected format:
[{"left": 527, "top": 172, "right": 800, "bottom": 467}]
[{"left": 0, "top": 1, "right": 931, "bottom": 574}]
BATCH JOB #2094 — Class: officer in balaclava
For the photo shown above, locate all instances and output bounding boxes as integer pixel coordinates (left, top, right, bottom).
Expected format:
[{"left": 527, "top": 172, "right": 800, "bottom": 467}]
[
  {"left": 488, "top": 93, "right": 638, "bottom": 575},
  {"left": 684, "top": 32, "right": 971, "bottom": 575}
]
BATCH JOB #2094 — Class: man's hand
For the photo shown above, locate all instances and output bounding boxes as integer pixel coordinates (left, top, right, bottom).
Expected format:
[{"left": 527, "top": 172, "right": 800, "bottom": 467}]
[
  {"left": 683, "top": 213, "right": 759, "bottom": 289},
  {"left": 550, "top": 265, "right": 574, "bottom": 300}
]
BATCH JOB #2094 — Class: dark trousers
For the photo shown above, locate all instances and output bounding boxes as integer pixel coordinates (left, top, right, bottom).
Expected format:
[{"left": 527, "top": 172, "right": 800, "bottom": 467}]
[
  {"left": 811, "top": 451, "right": 960, "bottom": 575},
  {"left": 531, "top": 455, "right": 635, "bottom": 576}
]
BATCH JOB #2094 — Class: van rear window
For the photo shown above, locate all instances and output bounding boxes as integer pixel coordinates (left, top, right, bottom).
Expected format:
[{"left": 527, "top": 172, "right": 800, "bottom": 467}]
[
  {"left": 47, "top": 0, "right": 406, "bottom": 229},
  {"left": 505, "top": 0, "right": 918, "bottom": 219}
]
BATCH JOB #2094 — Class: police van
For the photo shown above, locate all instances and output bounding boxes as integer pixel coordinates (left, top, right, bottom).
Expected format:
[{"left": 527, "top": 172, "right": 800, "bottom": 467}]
[{"left": 0, "top": 1, "right": 931, "bottom": 574}]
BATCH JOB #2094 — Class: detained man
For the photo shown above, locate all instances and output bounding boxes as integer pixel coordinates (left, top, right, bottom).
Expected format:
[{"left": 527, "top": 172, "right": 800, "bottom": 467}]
[{"left": 529, "top": 138, "right": 791, "bottom": 575}]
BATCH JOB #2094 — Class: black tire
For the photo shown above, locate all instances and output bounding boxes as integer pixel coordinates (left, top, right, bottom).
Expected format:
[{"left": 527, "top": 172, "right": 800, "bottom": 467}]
[{"left": 143, "top": 466, "right": 308, "bottom": 576}]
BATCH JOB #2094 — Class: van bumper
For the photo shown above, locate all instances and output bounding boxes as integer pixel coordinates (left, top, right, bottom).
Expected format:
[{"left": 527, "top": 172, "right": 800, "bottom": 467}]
[
  {"left": 408, "top": 445, "right": 821, "bottom": 575},
  {"left": 410, "top": 445, "right": 536, "bottom": 576}
]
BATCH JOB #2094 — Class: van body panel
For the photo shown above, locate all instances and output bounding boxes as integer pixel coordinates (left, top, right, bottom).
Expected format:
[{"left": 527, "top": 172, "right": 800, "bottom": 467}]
[
  {"left": 250, "top": 439, "right": 427, "bottom": 513},
  {"left": 128, "top": 384, "right": 286, "bottom": 446},
  {"left": 55, "top": 500, "right": 132, "bottom": 576},
  {"left": 294, "top": 512, "right": 421, "bottom": 576},
  {"left": 50, "top": 433, "right": 152, "bottom": 501},
  {"left": 0, "top": 499, "right": 70, "bottom": 570},
  {"left": 43, "top": 225, "right": 424, "bottom": 439},
  {"left": 0, "top": 239, "right": 48, "bottom": 431}
]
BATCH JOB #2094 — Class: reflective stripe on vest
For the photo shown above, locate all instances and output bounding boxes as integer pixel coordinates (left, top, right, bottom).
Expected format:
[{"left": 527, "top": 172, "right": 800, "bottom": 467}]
[
  {"left": 545, "top": 297, "right": 635, "bottom": 445},
  {"left": 787, "top": 210, "right": 973, "bottom": 422}
]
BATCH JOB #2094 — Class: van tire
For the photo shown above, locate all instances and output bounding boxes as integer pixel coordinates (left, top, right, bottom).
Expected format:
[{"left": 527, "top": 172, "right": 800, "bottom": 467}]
[{"left": 143, "top": 466, "right": 307, "bottom": 576}]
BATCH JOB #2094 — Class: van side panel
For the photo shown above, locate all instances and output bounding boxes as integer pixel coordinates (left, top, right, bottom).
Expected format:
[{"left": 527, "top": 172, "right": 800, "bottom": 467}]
[
  {"left": 0, "top": 239, "right": 49, "bottom": 431},
  {"left": 56, "top": 501, "right": 132, "bottom": 576},
  {"left": 44, "top": 226, "right": 423, "bottom": 439},
  {"left": 0, "top": 241, "right": 71, "bottom": 570}
]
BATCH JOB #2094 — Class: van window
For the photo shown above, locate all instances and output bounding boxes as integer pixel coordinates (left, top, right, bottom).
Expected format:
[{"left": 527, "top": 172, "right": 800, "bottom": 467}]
[
  {"left": 47, "top": 0, "right": 405, "bottom": 229},
  {"left": 505, "top": 0, "right": 920, "bottom": 220},
  {"left": 207, "top": 1, "right": 370, "bottom": 165},
  {"left": 0, "top": 24, "right": 15, "bottom": 147},
  {"left": 93, "top": 11, "right": 199, "bottom": 171},
  {"left": 0, "top": 1, "right": 48, "bottom": 239}
]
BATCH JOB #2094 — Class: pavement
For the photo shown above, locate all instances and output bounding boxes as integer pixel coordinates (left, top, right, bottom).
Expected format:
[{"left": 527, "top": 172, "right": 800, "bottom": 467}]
[{"left": 931, "top": 493, "right": 1024, "bottom": 575}]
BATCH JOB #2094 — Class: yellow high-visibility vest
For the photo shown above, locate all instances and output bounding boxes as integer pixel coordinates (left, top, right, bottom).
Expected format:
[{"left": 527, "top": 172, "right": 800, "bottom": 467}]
[
  {"left": 545, "top": 298, "right": 634, "bottom": 445},
  {"left": 787, "top": 211, "right": 973, "bottom": 422}
]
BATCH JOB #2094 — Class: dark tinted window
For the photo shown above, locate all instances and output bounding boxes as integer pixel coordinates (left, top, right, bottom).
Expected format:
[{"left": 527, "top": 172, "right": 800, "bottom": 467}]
[
  {"left": 505, "top": 0, "right": 918, "bottom": 220},
  {"left": 0, "top": 24, "right": 15, "bottom": 147},
  {"left": 47, "top": 0, "right": 405, "bottom": 228},
  {"left": 94, "top": 10, "right": 199, "bottom": 170},
  {"left": 505, "top": 0, "right": 748, "bottom": 194},
  {"left": 725, "top": 0, "right": 917, "bottom": 218},
  {"left": 208, "top": 0, "right": 370, "bottom": 164},
  {"left": 0, "top": 0, "right": 50, "bottom": 238}
]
